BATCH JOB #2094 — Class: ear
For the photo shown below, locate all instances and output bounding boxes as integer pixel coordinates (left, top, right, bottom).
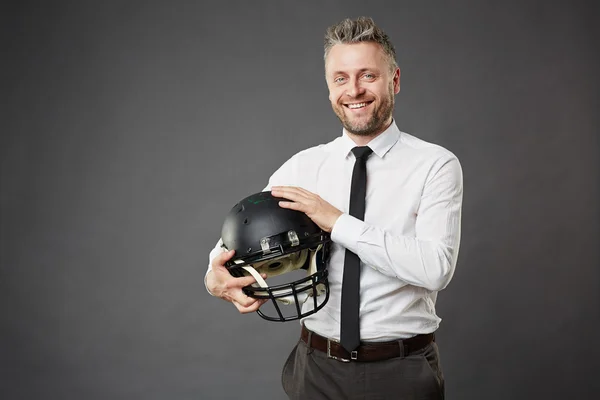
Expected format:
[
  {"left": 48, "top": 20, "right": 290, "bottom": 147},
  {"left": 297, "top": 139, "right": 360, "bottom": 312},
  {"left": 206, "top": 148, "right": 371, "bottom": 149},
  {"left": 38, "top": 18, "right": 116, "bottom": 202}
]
[{"left": 393, "top": 67, "right": 401, "bottom": 94}]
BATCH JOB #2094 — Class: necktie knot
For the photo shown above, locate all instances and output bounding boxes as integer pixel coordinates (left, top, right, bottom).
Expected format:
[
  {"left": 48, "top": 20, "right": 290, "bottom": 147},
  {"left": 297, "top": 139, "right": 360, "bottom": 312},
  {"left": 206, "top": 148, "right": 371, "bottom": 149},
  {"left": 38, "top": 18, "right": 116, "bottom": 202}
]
[{"left": 351, "top": 146, "right": 373, "bottom": 160}]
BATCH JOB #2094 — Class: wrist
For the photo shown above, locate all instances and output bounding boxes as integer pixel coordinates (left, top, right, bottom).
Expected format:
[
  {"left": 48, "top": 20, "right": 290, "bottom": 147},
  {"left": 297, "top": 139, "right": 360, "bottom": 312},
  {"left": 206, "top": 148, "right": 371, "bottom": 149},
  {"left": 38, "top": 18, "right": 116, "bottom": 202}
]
[{"left": 328, "top": 210, "right": 343, "bottom": 232}]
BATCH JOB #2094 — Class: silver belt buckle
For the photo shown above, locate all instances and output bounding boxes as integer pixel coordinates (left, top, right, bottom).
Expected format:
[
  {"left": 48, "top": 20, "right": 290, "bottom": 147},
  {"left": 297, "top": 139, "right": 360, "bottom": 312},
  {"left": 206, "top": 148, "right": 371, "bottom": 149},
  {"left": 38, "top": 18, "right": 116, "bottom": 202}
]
[{"left": 327, "top": 338, "right": 351, "bottom": 363}]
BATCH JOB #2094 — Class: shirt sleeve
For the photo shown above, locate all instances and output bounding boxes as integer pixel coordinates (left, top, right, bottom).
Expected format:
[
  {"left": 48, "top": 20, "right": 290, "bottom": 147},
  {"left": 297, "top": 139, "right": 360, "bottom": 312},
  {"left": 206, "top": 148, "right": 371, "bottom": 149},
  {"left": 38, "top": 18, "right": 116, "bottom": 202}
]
[
  {"left": 331, "top": 155, "right": 463, "bottom": 292},
  {"left": 203, "top": 154, "right": 300, "bottom": 295}
]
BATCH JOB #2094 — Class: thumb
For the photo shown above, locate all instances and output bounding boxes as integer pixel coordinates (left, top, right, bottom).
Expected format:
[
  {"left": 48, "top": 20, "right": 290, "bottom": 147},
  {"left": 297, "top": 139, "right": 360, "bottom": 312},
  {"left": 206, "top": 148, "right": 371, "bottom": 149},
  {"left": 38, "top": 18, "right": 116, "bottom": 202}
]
[
  {"left": 212, "top": 249, "right": 236, "bottom": 271},
  {"left": 216, "top": 249, "right": 236, "bottom": 263}
]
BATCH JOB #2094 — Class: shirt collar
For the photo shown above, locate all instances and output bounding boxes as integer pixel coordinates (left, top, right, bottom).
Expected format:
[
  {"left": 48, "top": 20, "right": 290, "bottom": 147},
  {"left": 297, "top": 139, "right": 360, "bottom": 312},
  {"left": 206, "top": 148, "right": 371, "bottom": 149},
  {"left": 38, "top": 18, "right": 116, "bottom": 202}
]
[{"left": 338, "top": 120, "right": 401, "bottom": 159}]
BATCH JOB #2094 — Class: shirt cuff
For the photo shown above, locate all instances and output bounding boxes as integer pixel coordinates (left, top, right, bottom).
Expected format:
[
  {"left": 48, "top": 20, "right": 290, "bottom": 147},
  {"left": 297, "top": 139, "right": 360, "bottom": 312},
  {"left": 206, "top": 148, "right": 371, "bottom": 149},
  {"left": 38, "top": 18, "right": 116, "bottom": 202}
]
[
  {"left": 204, "top": 267, "right": 216, "bottom": 296},
  {"left": 330, "top": 213, "right": 365, "bottom": 254}
]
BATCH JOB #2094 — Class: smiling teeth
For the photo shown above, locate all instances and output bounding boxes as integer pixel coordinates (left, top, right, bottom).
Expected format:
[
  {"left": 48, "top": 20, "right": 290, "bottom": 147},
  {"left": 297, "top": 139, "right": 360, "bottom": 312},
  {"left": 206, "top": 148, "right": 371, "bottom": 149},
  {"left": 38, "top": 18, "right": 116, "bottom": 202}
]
[{"left": 347, "top": 102, "right": 368, "bottom": 109}]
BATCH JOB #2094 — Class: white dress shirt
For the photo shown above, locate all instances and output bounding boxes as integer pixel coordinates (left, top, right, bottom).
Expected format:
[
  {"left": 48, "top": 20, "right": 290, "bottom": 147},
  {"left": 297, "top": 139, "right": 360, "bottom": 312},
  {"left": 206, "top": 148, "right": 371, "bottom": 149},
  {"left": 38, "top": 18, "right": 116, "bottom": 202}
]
[{"left": 207, "top": 121, "right": 463, "bottom": 341}]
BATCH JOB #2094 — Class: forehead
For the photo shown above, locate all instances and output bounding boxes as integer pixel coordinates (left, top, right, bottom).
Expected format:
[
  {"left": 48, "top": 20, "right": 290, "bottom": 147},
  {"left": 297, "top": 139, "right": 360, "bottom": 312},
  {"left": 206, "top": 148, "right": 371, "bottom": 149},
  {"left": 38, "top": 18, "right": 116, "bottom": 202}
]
[{"left": 325, "top": 42, "right": 388, "bottom": 74}]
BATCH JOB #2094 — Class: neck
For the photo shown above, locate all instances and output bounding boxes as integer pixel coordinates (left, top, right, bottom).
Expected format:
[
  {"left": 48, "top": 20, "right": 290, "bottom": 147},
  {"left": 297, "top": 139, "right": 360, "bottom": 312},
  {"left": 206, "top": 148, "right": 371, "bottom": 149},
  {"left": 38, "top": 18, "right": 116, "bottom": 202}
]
[{"left": 346, "top": 118, "right": 393, "bottom": 146}]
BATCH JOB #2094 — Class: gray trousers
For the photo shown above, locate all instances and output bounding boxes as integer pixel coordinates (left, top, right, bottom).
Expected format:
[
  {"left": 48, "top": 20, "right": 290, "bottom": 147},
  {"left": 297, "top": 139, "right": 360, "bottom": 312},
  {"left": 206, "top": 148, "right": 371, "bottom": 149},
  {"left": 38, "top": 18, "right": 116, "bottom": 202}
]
[{"left": 281, "top": 338, "right": 444, "bottom": 399}]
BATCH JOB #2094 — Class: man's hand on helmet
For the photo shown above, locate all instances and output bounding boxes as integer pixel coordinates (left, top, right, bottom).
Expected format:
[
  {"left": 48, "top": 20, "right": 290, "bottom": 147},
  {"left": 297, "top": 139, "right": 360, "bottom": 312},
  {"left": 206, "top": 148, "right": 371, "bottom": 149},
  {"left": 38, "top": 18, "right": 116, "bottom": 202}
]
[
  {"left": 207, "top": 250, "right": 268, "bottom": 314},
  {"left": 271, "top": 186, "right": 342, "bottom": 232}
]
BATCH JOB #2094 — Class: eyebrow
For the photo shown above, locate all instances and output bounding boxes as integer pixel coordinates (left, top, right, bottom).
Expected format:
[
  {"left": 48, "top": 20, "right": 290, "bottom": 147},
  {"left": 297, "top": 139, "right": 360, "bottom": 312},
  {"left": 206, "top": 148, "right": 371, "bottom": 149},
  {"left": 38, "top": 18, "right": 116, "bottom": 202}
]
[{"left": 329, "top": 67, "right": 379, "bottom": 76}]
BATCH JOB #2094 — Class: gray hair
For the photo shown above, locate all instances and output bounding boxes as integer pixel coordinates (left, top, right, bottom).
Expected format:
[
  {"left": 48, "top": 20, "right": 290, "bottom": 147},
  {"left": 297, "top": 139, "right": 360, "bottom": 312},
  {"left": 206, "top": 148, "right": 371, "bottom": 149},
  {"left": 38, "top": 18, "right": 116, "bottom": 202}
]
[{"left": 324, "top": 17, "right": 398, "bottom": 72}]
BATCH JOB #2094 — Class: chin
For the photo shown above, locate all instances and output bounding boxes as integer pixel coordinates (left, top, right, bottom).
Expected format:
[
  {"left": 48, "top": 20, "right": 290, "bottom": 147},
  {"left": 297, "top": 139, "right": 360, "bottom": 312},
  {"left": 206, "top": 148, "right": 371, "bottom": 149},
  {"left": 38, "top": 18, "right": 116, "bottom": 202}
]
[
  {"left": 343, "top": 123, "right": 374, "bottom": 136},
  {"left": 347, "top": 127, "right": 378, "bottom": 136},
  {"left": 345, "top": 118, "right": 377, "bottom": 135}
]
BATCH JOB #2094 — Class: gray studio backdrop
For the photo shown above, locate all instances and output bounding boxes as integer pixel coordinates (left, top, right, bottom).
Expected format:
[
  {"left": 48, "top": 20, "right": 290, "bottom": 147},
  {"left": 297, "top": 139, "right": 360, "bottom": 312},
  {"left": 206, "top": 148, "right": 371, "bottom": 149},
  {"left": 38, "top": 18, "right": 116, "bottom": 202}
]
[{"left": 2, "top": 1, "right": 598, "bottom": 399}]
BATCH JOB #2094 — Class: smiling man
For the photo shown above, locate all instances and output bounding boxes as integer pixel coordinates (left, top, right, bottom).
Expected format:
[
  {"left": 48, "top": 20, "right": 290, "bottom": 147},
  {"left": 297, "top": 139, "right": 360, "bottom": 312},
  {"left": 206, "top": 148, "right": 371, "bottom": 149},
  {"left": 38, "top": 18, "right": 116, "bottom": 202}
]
[
  {"left": 206, "top": 17, "right": 463, "bottom": 399},
  {"left": 327, "top": 41, "right": 399, "bottom": 140}
]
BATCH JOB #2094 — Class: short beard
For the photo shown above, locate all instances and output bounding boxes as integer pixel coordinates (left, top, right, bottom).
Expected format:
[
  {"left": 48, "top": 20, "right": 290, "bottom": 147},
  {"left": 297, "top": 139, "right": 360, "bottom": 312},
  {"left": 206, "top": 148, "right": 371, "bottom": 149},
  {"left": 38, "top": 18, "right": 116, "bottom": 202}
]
[{"left": 333, "top": 84, "right": 395, "bottom": 137}]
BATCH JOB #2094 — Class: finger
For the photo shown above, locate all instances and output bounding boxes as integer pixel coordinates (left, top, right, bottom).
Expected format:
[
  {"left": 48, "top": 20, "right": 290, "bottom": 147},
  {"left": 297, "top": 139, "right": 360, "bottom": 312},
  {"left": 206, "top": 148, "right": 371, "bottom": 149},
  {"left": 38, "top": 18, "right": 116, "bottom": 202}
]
[
  {"left": 212, "top": 249, "right": 236, "bottom": 268},
  {"left": 225, "top": 282, "right": 263, "bottom": 307},
  {"left": 226, "top": 274, "right": 262, "bottom": 288},
  {"left": 278, "top": 201, "right": 304, "bottom": 211},
  {"left": 272, "top": 187, "right": 309, "bottom": 201},
  {"left": 233, "top": 297, "right": 266, "bottom": 312},
  {"left": 228, "top": 290, "right": 257, "bottom": 307},
  {"left": 231, "top": 293, "right": 261, "bottom": 308},
  {"left": 236, "top": 297, "right": 259, "bottom": 309},
  {"left": 292, "top": 186, "right": 315, "bottom": 197},
  {"left": 273, "top": 186, "right": 315, "bottom": 198},
  {"left": 271, "top": 185, "right": 298, "bottom": 191}
]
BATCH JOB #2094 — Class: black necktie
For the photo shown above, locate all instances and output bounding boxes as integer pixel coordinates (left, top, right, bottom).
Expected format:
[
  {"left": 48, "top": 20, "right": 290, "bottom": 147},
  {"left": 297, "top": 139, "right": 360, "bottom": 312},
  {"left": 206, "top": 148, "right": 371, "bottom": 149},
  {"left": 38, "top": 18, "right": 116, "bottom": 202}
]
[{"left": 340, "top": 146, "right": 373, "bottom": 353}]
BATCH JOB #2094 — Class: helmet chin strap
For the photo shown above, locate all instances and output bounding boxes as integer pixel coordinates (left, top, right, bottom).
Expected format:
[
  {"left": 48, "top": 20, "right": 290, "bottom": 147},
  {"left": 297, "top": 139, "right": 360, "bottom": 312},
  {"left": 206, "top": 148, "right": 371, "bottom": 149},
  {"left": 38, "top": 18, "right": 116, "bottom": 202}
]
[{"left": 241, "top": 245, "right": 326, "bottom": 305}]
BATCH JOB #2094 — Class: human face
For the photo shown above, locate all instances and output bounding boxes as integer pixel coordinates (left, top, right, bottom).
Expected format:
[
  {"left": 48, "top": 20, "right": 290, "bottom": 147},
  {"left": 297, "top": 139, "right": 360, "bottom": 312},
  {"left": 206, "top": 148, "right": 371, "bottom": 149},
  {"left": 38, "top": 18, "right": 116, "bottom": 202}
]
[{"left": 325, "top": 42, "right": 400, "bottom": 138}]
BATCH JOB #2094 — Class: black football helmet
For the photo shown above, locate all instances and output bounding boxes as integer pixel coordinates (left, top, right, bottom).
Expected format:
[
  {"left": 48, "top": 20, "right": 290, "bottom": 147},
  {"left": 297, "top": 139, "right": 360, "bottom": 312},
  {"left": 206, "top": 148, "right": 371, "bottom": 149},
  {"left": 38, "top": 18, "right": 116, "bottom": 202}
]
[{"left": 221, "top": 191, "right": 331, "bottom": 322}]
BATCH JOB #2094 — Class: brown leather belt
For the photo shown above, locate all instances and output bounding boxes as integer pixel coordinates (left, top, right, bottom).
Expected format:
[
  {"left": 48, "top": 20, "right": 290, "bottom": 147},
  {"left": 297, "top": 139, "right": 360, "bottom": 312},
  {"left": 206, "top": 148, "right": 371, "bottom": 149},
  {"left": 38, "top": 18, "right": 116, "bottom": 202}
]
[{"left": 300, "top": 325, "right": 434, "bottom": 362}]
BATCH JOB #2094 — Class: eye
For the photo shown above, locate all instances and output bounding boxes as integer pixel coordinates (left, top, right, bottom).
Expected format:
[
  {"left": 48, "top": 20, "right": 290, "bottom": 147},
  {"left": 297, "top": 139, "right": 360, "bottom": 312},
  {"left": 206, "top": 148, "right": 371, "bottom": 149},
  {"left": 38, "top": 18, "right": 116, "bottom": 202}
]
[
  {"left": 363, "top": 73, "right": 375, "bottom": 80},
  {"left": 333, "top": 76, "right": 346, "bottom": 84}
]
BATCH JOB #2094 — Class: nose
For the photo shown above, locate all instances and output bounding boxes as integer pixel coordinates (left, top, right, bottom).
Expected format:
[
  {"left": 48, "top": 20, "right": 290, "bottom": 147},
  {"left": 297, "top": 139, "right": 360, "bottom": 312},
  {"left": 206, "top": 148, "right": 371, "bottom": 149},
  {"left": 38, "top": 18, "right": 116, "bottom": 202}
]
[{"left": 346, "top": 78, "right": 365, "bottom": 98}]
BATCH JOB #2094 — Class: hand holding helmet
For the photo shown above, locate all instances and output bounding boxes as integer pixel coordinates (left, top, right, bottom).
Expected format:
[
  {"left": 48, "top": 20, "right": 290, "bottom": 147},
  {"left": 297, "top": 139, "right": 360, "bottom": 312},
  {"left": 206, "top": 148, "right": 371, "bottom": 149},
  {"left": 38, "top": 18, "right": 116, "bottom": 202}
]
[
  {"left": 206, "top": 249, "right": 268, "bottom": 314},
  {"left": 271, "top": 186, "right": 343, "bottom": 233}
]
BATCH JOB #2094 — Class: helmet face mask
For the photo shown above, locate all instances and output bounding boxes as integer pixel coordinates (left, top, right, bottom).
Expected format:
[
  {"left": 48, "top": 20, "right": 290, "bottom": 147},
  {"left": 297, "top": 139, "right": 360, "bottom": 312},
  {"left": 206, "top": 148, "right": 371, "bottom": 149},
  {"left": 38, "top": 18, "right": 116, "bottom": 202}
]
[{"left": 221, "top": 191, "right": 331, "bottom": 322}]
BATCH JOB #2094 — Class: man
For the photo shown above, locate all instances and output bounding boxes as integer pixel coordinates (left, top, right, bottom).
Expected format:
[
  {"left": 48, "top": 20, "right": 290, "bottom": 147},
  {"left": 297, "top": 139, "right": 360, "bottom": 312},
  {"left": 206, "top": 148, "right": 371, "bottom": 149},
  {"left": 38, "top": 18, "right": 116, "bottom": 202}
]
[{"left": 205, "top": 16, "right": 462, "bottom": 399}]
